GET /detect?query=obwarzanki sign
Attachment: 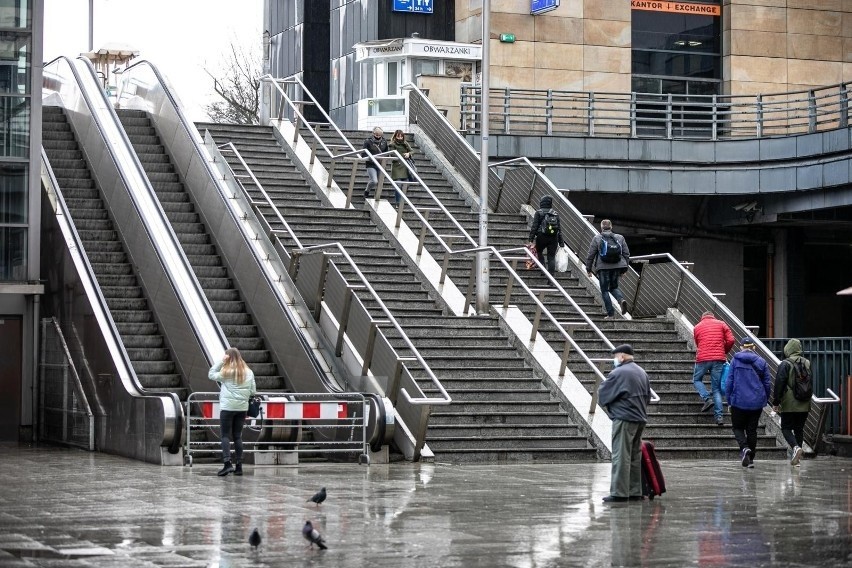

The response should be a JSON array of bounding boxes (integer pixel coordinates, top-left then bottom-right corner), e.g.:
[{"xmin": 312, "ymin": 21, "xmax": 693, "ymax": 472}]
[{"xmin": 356, "ymin": 40, "xmax": 482, "ymax": 62}]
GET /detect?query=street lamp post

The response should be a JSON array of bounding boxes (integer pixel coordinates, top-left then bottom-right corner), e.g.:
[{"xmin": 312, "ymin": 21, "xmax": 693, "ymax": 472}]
[
  {"xmin": 475, "ymin": 0, "xmax": 491, "ymax": 315},
  {"xmin": 88, "ymin": 0, "xmax": 94, "ymax": 52}
]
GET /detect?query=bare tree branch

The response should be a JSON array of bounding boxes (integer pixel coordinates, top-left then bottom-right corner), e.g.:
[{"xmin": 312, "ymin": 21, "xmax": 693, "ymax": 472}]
[{"xmin": 203, "ymin": 41, "xmax": 261, "ymax": 124}]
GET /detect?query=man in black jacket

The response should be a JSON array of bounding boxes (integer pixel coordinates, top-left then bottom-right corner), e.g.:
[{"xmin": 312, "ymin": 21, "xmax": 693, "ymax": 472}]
[
  {"xmin": 528, "ymin": 195, "xmax": 564, "ymax": 273},
  {"xmin": 362, "ymin": 127, "xmax": 388, "ymax": 198},
  {"xmin": 598, "ymin": 344, "xmax": 651, "ymax": 503}
]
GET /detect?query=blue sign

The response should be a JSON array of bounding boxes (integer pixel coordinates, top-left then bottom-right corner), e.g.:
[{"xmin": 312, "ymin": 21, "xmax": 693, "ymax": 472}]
[
  {"xmin": 393, "ymin": 0, "xmax": 434, "ymax": 14},
  {"xmin": 531, "ymin": 0, "xmax": 559, "ymax": 15}
]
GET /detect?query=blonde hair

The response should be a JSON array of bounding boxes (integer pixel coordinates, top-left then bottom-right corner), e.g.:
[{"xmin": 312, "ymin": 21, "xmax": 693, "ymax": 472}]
[{"xmin": 221, "ymin": 347, "xmax": 249, "ymax": 384}]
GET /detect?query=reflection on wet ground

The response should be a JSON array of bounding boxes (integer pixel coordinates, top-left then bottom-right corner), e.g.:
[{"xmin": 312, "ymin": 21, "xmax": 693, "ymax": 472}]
[{"xmin": 0, "ymin": 445, "xmax": 850, "ymax": 567}]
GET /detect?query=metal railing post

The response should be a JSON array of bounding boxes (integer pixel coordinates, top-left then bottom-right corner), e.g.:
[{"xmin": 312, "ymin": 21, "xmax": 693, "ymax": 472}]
[
  {"xmin": 808, "ymin": 90, "xmax": 817, "ymax": 132},
  {"xmin": 504, "ymin": 87, "xmax": 511, "ymax": 134},
  {"xmin": 546, "ymin": 89, "xmax": 553, "ymax": 135},
  {"xmin": 840, "ymin": 85, "xmax": 849, "ymax": 128},
  {"xmin": 588, "ymin": 92, "xmax": 595, "ymax": 136},
  {"xmin": 666, "ymin": 93, "xmax": 673, "ymax": 139},
  {"xmin": 756, "ymin": 94, "xmax": 764, "ymax": 138},
  {"xmin": 630, "ymin": 92, "xmax": 637, "ymax": 138},
  {"xmin": 711, "ymin": 94, "xmax": 718, "ymax": 140}
]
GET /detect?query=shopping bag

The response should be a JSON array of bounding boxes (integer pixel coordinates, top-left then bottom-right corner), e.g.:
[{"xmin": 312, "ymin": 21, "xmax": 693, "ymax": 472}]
[
  {"xmin": 525, "ymin": 243, "xmax": 537, "ymax": 270},
  {"xmin": 720, "ymin": 362, "xmax": 731, "ymax": 399},
  {"xmin": 555, "ymin": 245, "xmax": 569, "ymax": 272}
]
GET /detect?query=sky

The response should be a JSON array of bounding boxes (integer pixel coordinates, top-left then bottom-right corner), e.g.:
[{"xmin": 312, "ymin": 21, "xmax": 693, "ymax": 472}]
[{"xmin": 43, "ymin": 0, "xmax": 263, "ymax": 121}]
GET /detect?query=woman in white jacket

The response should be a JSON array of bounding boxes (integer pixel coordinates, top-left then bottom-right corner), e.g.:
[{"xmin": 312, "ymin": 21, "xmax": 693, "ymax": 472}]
[{"xmin": 208, "ymin": 348, "xmax": 256, "ymax": 476}]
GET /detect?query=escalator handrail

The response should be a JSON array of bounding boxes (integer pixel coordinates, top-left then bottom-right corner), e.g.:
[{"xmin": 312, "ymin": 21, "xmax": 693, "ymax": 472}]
[
  {"xmin": 116, "ymin": 59, "xmax": 338, "ymax": 392},
  {"xmin": 43, "ymin": 55, "xmax": 228, "ymax": 363},
  {"xmin": 40, "ymin": 148, "xmax": 183, "ymax": 453}
]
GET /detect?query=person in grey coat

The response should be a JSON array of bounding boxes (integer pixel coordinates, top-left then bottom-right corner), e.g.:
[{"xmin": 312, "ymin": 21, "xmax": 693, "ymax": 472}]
[
  {"xmin": 585, "ymin": 219, "xmax": 630, "ymax": 318},
  {"xmin": 598, "ymin": 344, "xmax": 651, "ymax": 503}
]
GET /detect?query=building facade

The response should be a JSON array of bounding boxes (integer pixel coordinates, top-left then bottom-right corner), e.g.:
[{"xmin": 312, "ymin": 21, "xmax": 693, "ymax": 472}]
[{"xmin": 0, "ymin": 0, "xmax": 44, "ymax": 441}]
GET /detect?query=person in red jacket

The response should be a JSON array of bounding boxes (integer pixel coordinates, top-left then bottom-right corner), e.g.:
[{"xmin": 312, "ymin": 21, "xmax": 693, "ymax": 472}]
[{"xmin": 692, "ymin": 311, "xmax": 735, "ymax": 425}]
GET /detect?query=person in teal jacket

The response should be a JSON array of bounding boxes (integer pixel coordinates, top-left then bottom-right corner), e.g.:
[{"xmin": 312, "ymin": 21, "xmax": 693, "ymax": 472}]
[{"xmin": 208, "ymin": 348, "xmax": 256, "ymax": 477}]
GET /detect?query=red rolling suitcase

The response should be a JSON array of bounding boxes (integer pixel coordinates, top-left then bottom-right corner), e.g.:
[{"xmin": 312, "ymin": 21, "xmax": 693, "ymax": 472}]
[{"xmin": 641, "ymin": 441, "xmax": 666, "ymax": 500}]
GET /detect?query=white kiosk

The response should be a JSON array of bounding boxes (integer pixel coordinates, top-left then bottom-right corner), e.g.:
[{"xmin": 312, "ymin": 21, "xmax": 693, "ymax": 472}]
[{"xmin": 354, "ymin": 37, "xmax": 481, "ymax": 131}]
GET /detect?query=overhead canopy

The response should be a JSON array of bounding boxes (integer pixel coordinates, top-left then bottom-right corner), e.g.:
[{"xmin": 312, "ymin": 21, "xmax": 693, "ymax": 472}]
[{"xmin": 82, "ymin": 42, "xmax": 140, "ymax": 66}]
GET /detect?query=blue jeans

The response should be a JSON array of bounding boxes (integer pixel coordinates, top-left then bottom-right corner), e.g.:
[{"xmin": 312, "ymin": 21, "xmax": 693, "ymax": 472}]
[
  {"xmin": 598, "ymin": 269, "xmax": 625, "ymax": 316},
  {"xmin": 693, "ymin": 360, "xmax": 725, "ymax": 420}
]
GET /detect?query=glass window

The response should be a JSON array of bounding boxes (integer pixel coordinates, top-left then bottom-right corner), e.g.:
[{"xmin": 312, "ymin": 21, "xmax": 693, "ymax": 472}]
[
  {"xmin": 0, "ymin": 32, "xmax": 29, "ymax": 94},
  {"xmin": 0, "ymin": 95, "xmax": 28, "ymax": 158},
  {"xmin": 412, "ymin": 59, "xmax": 438, "ymax": 77},
  {"xmin": 632, "ymin": 10, "xmax": 721, "ymax": 53},
  {"xmin": 445, "ymin": 61, "xmax": 472, "ymax": 82},
  {"xmin": 386, "ymin": 61, "xmax": 398, "ymax": 96},
  {"xmin": 0, "ymin": 162, "xmax": 25, "ymax": 223},
  {"xmin": 632, "ymin": 51, "xmax": 720, "ymax": 80},
  {"xmin": 0, "ymin": 0, "xmax": 30, "ymax": 29},
  {"xmin": 0, "ymin": 226, "xmax": 26, "ymax": 280}
]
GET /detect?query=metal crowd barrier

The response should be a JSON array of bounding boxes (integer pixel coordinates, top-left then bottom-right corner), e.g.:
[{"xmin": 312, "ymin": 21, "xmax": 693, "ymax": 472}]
[{"xmin": 184, "ymin": 391, "xmax": 371, "ymax": 466}]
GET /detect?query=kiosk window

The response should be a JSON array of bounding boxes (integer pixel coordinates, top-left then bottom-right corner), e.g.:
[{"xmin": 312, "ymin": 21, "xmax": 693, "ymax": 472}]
[
  {"xmin": 413, "ymin": 59, "xmax": 438, "ymax": 77},
  {"xmin": 386, "ymin": 61, "xmax": 399, "ymax": 96}
]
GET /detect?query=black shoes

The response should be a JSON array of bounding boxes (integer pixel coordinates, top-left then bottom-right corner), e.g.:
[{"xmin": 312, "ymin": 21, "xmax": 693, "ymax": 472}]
[
  {"xmin": 628, "ymin": 496, "xmax": 645, "ymax": 501},
  {"xmin": 602, "ymin": 495, "xmax": 629, "ymax": 503},
  {"xmin": 701, "ymin": 399, "xmax": 714, "ymax": 412},
  {"xmin": 234, "ymin": 463, "xmax": 243, "ymax": 476},
  {"xmin": 217, "ymin": 461, "xmax": 235, "ymax": 477},
  {"xmin": 620, "ymin": 299, "xmax": 628, "ymax": 315},
  {"xmin": 716, "ymin": 418, "xmax": 725, "ymax": 426}
]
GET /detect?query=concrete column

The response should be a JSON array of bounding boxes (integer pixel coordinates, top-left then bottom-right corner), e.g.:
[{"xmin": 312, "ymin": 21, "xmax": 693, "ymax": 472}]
[
  {"xmin": 771, "ymin": 229, "xmax": 788, "ymax": 338},
  {"xmin": 672, "ymin": 238, "xmax": 744, "ymax": 319}
]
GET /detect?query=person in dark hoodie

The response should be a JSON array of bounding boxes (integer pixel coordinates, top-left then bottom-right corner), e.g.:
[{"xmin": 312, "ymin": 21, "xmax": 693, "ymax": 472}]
[
  {"xmin": 772, "ymin": 338, "xmax": 812, "ymax": 466},
  {"xmin": 725, "ymin": 337, "xmax": 772, "ymax": 468},
  {"xmin": 585, "ymin": 219, "xmax": 630, "ymax": 318},
  {"xmin": 528, "ymin": 195, "xmax": 564, "ymax": 274}
]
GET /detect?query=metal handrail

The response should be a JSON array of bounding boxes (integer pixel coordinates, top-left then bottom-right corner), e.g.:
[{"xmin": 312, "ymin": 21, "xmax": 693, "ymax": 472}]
[
  {"xmin": 41, "ymin": 317, "xmax": 95, "ymax": 451},
  {"xmin": 292, "ymin": 243, "xmax": 451, "ymax": 406},
  {"xmin": 460, "ymin": 82, "xmax": 852, "ymax": 140},
  {"xmin": 213, "ymin": 142, "xmax": 449, "ymax": 407}
]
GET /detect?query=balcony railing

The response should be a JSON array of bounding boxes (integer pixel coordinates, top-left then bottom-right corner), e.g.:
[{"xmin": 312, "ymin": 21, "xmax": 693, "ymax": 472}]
[{"xmin": 459, "ymin": 82, "xmax": 852, "ymax": 140}]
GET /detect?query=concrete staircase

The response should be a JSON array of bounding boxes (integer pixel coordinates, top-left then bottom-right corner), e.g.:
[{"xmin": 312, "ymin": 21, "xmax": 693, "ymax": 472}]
[
  {"xmin": 197, "ymin": 122, "xmax": 599, "ymax": 463},
  {"xmin": 41, "ymin": 106, "xmax": 186, "ymax": 399},
  {"xmin": 317, "ymin": 128, "xmax": 788, "ymax": 461},
  {"xmin": 116, "ymin": 110, "xmax": 285, "ymax": 391}
]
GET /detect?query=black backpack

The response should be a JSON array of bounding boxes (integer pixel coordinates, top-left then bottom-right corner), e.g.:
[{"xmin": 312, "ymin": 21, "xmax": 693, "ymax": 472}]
[
  {"xmin": 599, "ymin": 234, "xmax": 622, "ymax": 263},
  {"xmin": 789, "ymin": 358, "xmax": 813, "ymax": 402},
  {"xmin": 537, "ymin": 209, "xmax": 560, "ymax": 236}
]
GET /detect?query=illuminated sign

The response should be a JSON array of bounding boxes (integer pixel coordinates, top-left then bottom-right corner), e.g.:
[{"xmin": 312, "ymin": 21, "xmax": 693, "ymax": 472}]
[
  {"xmin": 531, "ymin": 0, "xmax": 560, "ymax": 15},
  {"xmin": 393, "ymin": 0, "xmax": 433, "ymax": 14},
  {"xmin": 630, "ymin": 1, "xmax": 721, "ymax": 16}
]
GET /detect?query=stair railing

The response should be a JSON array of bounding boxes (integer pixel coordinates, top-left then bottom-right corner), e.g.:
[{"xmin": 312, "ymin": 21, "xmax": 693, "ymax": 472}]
[
  {"xmin": 38, "ymin": 317, "xmax": 95, "ymax": 451},
  {"xmin": 211, "ymin": 141, "xmax": 450, "ymax": 459},
  {"xmin": 40, "ymin": 147, "xmax": 182, "ymax": 455}
]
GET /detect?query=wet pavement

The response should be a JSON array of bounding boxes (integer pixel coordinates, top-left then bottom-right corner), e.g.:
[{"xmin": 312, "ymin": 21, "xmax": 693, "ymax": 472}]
[{"xmin": 0, "ymin": 445, "xmax": 850, "ymax": 567}]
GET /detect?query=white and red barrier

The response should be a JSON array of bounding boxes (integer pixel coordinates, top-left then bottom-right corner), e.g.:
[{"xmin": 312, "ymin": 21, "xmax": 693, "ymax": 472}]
[{"xmin": 199, "ymin": 399, "xmax": 348, "ymax": 420}]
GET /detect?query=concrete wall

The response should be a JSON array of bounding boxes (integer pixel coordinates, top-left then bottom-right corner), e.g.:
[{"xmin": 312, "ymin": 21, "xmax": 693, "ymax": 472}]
[
  {"xmin": 722, "ymin": 0, "xmax": 852, "ymax": 95},
  {"xmin": 417, "ymin": 74, "xmax": 465, "ymax": 128},
  {"xmin": 673, "ymin": 238, "xmax": 745, "ymax": 319},
  {"xmin": 455, "ymin": 0, "xmax": 631, "ymax": 92}
]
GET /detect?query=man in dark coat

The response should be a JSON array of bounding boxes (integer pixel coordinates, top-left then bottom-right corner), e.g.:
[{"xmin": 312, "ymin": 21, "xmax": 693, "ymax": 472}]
[
  {"xmin": 362, "ymin": 127, "xmax": 388, "ymax": 198},
  {"xmin": 585, "ymin": 219, "xmax": 630, "ymax": 318},
  {"xmin": 598, "ymin": 344, "xmax": 651, "ymax": 503},
  {"xmin": 725, "ymin": 336, "xmax": 771, "ymax": 468},
  {"xmin": 528, "ymin": 195, "xmax": 564, "ymax": 274}
]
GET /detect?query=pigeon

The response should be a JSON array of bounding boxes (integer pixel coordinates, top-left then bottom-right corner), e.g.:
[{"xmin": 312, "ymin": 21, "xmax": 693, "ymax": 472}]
[
  {"xmin": 308, "ymin": 487, "xmax": 327, "ymax": 507},
  {"xmin": 248, "ymin": 528, "xmax": 261, "ymax": 550},
  {"xmin": 302, "ymin": 520, "xmax": 327, "ymax": 550}
]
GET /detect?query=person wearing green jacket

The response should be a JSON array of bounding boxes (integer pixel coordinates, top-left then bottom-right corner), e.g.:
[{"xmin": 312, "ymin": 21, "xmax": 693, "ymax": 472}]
[
  {"xmin": 208, "ymin": 348, "xmax": 256, "ymax": 476},
  {"xmin": 389, "ymin": 129, "xmax": 414, "ymax": 205},
  {"xmin": 771, "ymin": 338, "xmax": 812, "ymax": 466}
]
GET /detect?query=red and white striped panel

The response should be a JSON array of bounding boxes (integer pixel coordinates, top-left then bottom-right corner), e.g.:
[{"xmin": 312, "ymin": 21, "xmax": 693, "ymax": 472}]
[{"xmin": 199, "ymin": 400, "xmax": 347, "ymax": 420}]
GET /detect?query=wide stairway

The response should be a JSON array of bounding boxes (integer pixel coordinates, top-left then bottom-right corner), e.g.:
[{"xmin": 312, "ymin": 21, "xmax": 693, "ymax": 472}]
[
  {"xmin": 42, "ymin": 106, "xmax": 185, "ymax": 399},
  {"xmin": 197, "ymin": 121, "xmax": 598, "ymax": 462},
  {"xmin": 315, "ymin": 128, "xmax": 787, "ymax": 461},
  {"xmin": 116, "ymin": 110, "xmax": 285, "ymax": 390}
]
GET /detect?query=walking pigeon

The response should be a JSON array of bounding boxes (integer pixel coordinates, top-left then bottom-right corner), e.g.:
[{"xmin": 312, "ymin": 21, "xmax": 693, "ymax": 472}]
[
  {"xmin": 248, "ymin": 528, "xmax": 261, "ymax": 550},
  {"xmin": 302, "ymin": 521, "xmax": 327, "ymax": 550},
  {"xmin": 308, "ymin": 487, "xmax": 327, "ymax": 506}
]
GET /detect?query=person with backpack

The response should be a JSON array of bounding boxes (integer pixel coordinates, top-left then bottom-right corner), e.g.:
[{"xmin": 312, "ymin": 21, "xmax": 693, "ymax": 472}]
[
  {"xmin": 362, "ymin": 127, "xmax": 388, "ymax": 199},
  {"xmin": 772, "ymin": 338, "xmax": 812, "ymax": 466},
  {"xmin": 724, "ymin": 337, "xmax": 772, "ymax": 468},
  {"xmin": 585, "ymin": 219, "xmax": 630, "ymax": 318},
  {"xmin": 528, "ymin": 195, "xmax": 564, "ymax": 274}
]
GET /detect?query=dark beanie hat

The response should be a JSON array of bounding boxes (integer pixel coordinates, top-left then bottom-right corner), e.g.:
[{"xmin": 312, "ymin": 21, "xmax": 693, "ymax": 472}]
[
  {"xmin": 611, "ymin": 344, "xmax": 634, "ymax": 356},
  {"xmin": 539, "ymin": 195, "xmax": 552, "ymax": 208}
]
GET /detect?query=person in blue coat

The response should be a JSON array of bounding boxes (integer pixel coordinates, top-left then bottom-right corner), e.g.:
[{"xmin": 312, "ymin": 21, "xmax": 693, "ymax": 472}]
[{"xmin": 725, "ymin": 337, "xmax": 772, "ymax": 468}]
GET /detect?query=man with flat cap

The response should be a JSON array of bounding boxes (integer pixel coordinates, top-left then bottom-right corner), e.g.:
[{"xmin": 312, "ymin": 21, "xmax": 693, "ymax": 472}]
[{"xmin": 598, "ymin": 344, "xmax": 652, "ymax": 503}]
